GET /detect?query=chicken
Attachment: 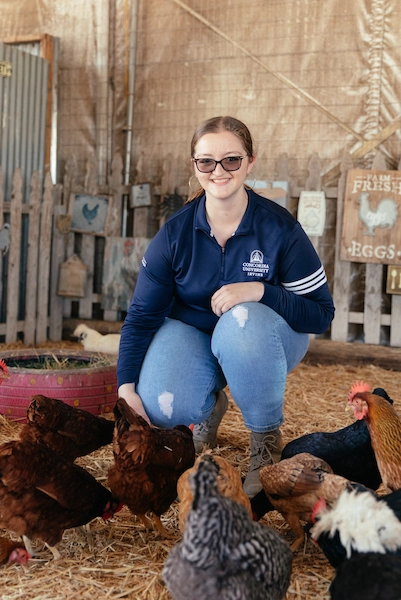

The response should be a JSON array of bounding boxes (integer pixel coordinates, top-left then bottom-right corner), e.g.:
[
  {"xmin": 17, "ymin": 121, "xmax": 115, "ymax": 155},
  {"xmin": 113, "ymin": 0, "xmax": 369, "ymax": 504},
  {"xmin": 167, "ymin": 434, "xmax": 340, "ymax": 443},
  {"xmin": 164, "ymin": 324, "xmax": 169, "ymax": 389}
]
[
  {"xmin": 259, "ymin": 452, "xmax": 354, "ymax": 551},
  {"xmin": 0, "ymin": 359, "xmax": 10, "ymax": 383},
  {"xmin": 72, "ymin": 323, "xmax": 120, "ymax": 354},
  {"xmin": 107, "ymin": 397, "xmax": 195, "ymax": 537},
  {"xmin": 177, "ymin": 453, "xmax": 252, "ymax": 532},
  {"xmin": 250, "ymin": 386, "xmax": 393, "ymax": 523},
  {"xmin": 0, "ymin": 438, "xmax": 122, "ymax": 559},
  {"xmin": 162, "ymin": 455, "xmax": 292, "ymax": 600},
  {"xmin": 0, "ymin": 536, "xmax": 31, "ymax": 568},
  {"xmin": 348, "ymin": 381, "xmax": 401, "ymax": 492},
  {"xmin": 358, "ymin": 191, "xmax": 398, "ymax": 236},
  {"xmin": 20, "ymin": 394, "xmax": 115, "ymax": 461},
  {"xmin": 311, "ymin": 487, "xmax": 401, "ymax": 599}
]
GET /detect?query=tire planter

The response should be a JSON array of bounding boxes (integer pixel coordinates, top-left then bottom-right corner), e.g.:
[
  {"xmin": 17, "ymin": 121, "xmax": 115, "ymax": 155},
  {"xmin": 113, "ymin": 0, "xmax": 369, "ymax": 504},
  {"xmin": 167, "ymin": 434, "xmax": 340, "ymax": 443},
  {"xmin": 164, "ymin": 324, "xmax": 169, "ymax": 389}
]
[{"xmin": 0, "ymin": 349, "xmax": 117, "ymax": 422}]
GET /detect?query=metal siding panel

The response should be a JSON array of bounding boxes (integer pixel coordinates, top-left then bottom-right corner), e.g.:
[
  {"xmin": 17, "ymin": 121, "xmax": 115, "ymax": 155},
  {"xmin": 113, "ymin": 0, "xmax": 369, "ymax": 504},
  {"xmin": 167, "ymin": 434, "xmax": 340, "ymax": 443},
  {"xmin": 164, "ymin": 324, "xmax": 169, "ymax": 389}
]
[
  {"xmin": 37, "ymin": 59, "xmax": 49, "ymax": 184},
  {"xmin": 20, "ymin": 54, "xmax": 31, "ymax": 202},
  {"xmin": 1, "ymin": 45, "xmax": 12, "ymax": 199},
  {"xmin": 24, "ymin": 53, "xmax": 37, "ymax": 203},
  {"xmin": 13, "ymin": 49, "xmax": 24, "ymax": 175}
]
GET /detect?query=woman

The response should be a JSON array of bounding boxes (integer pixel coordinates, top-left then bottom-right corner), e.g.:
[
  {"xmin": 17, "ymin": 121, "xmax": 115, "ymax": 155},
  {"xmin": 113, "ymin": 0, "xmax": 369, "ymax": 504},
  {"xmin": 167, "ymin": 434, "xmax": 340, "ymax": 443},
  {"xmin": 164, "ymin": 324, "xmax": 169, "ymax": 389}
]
[{"xmin": 117, "ymin": 116, "xmax": 334, "ymax": 497}]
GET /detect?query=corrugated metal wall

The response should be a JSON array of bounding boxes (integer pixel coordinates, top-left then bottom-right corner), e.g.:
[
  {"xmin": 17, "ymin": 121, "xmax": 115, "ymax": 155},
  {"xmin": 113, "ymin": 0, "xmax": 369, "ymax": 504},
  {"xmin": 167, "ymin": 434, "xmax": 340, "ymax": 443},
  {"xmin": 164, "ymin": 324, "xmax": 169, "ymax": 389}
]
[{"xmin": 0, "ymin": 42, "xmax": 48, "ymax": 203}]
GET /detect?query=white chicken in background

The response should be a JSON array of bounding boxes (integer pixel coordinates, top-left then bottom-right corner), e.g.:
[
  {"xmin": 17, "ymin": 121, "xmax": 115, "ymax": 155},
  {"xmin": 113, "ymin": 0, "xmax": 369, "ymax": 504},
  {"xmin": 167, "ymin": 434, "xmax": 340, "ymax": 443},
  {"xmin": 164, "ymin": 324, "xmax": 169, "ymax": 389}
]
[
  {"xmin": 358, "ymin": 192, "xmax": 398, "ymax": 236},
  {"xmin": 72, "ymin": 324, "xmax": 120, "ymax": 355}
]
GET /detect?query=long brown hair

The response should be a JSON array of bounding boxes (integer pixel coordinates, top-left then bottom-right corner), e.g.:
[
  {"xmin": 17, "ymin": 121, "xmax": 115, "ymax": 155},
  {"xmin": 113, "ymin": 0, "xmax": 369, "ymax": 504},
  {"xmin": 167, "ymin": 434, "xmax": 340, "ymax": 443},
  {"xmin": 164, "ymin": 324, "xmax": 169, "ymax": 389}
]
[{"xmin": 186, "ymin": 116, "xmax": 255, "ymax": 203}]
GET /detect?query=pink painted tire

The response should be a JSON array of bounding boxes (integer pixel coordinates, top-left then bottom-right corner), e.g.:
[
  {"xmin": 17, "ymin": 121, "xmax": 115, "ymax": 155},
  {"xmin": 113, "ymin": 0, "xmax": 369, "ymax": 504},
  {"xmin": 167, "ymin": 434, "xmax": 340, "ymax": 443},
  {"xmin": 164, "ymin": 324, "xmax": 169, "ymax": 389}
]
[{"xmin": 0, "ymin": 349, "xmax": 117, "ymax": 422}]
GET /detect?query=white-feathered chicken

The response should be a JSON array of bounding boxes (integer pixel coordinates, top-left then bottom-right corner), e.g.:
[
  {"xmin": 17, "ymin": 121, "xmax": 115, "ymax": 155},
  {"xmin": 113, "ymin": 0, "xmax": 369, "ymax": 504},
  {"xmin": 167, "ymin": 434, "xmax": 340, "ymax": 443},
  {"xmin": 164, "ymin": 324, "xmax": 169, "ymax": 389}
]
[
  {"xmin": 162, "ymin": 455, "xmax": 292, "ymax": 600},
  {"xmin": 311, "ymin": 487, "xmax": 401, "ymax": 598},
  {"xmin": 72, "ymin": 324, "xmax": 120, "ymax": 354}
]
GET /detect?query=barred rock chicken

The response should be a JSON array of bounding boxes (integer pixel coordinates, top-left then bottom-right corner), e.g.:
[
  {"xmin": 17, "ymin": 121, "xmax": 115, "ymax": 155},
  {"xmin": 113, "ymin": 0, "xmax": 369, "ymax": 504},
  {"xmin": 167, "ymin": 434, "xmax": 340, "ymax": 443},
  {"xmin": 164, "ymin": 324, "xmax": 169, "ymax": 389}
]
[
  {"xmin": 107, "ymin": 397, "xmax": 195, "ymax": 537},
  {"xmin": 260, "ymin": 452, "xmax": 354, "ymax": 551},
  {"xmin": 163, "ymin": 455, "xmax": 292, "ymax": 600},
  {"xmin": 0, "ymin": 438, "xmax": 122, "ymax": 559},
  {"xmin": 0, "ymin": 359, "xmax": 10, "ymax": 383},
  {"xmin": 0, "ymin": 536, "xmax": 31, "ymax": 568},
  {"xmin": 73, "ymin": 323, "xmax": 120, "ymax": 354},
  {"xmin": 348, "ymin": 381, "xmax": 401, "ymax": 492},
  {"xmin": 311, "ymin": 487, "xmax": 401, "ymax": 599},
  {"xmin": 177, "ymin": 453, "xmax": 252, "ymax": 532},
  {"xmin": 20, "ymin": 395, "xmax": 115, "ymax": 461}
]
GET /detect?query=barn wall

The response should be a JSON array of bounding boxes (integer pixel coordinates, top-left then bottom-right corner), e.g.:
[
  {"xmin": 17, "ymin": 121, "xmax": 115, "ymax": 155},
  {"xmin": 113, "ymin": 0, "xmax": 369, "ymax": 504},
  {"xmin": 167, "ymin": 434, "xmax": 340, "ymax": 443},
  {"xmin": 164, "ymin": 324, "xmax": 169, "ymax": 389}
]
[{"xmin": 0, "ymin": 0, "xmax": 400, "ymax": 191}]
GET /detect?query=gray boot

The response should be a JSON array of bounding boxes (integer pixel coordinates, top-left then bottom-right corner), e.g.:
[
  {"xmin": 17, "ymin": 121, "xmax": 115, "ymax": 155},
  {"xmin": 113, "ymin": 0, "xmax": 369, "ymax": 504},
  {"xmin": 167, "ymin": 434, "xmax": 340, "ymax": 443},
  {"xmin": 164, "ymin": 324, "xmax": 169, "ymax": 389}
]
[
  {"xmin": 192, "ymin": 391, "xmax": 229, "ymax": 453},
  {"xmin": 243, "ymin": 429, "xmax": 283, "ymax": 498}
]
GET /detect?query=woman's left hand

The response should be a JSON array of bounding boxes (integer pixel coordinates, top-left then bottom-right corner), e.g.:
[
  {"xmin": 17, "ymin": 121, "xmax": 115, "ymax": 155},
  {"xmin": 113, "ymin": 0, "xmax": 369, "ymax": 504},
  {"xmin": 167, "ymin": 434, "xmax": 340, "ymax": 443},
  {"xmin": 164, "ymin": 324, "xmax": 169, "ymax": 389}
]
[{"xmin": 211, "ymin": 282, "xmax": 264, "ymax": 317}]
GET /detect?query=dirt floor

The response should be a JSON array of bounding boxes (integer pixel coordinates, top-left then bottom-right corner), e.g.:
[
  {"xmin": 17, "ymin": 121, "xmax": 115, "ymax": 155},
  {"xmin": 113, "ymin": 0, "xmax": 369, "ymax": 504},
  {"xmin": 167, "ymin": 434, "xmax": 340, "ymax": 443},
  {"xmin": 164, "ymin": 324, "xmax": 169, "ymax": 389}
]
[{"xmin": 0, "ymin": 338, "xmax": 400, "ymax": 599}]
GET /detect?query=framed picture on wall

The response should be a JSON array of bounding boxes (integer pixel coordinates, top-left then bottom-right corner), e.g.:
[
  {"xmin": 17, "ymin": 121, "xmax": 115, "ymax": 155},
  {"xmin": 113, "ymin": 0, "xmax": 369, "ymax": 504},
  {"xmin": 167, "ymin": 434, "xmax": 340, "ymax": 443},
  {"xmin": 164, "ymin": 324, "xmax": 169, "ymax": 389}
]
[{"xmin": 69, "ymin": 193, "xmax": 111, "ymax": 236}]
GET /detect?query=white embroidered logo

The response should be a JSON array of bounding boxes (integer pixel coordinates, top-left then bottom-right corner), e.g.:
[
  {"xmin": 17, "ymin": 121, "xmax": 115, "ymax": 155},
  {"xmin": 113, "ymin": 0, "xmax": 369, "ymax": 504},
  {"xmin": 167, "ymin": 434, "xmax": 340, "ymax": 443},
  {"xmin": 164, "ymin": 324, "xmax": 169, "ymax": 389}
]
[{"xmin": 242, "ymin": 250, "xmax": 269, "ymax": 277}]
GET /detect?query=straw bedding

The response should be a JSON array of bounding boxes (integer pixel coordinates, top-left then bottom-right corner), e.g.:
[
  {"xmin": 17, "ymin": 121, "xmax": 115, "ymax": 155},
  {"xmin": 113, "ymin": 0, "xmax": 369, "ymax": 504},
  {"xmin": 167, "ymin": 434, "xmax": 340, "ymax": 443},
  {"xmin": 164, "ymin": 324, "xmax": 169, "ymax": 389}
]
[{"xmin": 0, "ymin": 340, "xmax": 400, "ymax": 599}]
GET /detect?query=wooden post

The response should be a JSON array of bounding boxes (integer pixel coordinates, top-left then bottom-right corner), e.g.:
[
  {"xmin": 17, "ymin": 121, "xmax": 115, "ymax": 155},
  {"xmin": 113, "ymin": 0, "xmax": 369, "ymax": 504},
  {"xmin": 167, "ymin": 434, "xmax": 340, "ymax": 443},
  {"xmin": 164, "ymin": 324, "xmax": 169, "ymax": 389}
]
[
  {"xmin": 6, "ymin": 169, "xmax": 23, "ymax": 342},
  {"xmin": 24, "ymin": 171, "xmax": 41, "ymax": 345},
  {"xmin": 36, "ymin": 172, "xmax": 54, "ymax": 342}
]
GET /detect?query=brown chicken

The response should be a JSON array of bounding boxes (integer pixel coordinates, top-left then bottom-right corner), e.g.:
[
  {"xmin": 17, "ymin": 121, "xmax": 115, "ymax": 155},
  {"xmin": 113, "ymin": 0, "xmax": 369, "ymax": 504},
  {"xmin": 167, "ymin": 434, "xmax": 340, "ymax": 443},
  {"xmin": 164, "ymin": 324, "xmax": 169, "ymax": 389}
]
[
  {"xmin": 348, "ymin": 381, "xmax": 401, "ymax": 492},
  {"xmin": 19, "ymin": 395, "xmax": 115, "ymax": 461},
  {"xmin": 0, "ymin": 438, "xmax": 122, "ymax": 559},
  {"xmin": 177, "ymin": 453, "xmax": 252, "ymax": 532},
  {"xmin": 0, "ymin": 537, "xmax": 31, "ymax": 568},
  {"xmin": 259, "ymin": 452, "xmax": 353, "ymax": 551},
  {"xmin": 107, "ymin": 397, "xmax": 195, "ymax": 537}
]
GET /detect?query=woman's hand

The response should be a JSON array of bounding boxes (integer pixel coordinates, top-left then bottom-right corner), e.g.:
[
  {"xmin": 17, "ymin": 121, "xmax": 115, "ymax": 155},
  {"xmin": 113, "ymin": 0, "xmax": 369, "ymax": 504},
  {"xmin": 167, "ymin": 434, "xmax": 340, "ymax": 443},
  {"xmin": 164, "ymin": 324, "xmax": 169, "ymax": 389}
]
[
  {"xmin": 211, "ymin": 282, "xmax": 265, "ymax": 317},
  {"xmin": 117, "ymin": 383, "xmax": 152, "ymax": 426}
]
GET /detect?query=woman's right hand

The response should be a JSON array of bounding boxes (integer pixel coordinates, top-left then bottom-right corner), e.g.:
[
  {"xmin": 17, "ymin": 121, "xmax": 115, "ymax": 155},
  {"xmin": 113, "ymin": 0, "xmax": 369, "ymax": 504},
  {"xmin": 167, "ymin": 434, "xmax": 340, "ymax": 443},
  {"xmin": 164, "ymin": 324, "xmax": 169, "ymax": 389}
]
[{"xmin": 117, "ymin": 383, "xmax": 152, "ymax": 426}]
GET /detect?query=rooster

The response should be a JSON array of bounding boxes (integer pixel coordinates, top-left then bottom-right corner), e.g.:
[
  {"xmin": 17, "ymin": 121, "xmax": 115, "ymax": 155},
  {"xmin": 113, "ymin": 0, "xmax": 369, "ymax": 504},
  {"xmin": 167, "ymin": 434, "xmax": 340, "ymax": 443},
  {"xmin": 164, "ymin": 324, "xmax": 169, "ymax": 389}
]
[
  {"xmin": 358, "ymin": 192, "xmax": 398, "ymax": 236},
  {"xmin": 0, "ymin": 537, "xmax": 31, "ymax": 569},
  {"xmin": 20, "ymin": 395, "xmax": 115, "ymax": 461},
  {"xmin": 348, "ymin": 381, "xmax": 401, "ymax": 492},
  {"xmin": 162, "ymin": 455, "xmax": 292, "ymax": 600},
  {"xmin": 0, "ymin": 438, "xmax": 122, "ymax": 559},
  {"xmin": 72, "ymin": 323, "xmax": 120, "ymax": 354},
  {"xmin": 107, "ymin": 398, "xmax": 195, "ymax": 537},
  {"xmin": 259, "ymin": 452, "xmax": 354, "ymax": 551}
]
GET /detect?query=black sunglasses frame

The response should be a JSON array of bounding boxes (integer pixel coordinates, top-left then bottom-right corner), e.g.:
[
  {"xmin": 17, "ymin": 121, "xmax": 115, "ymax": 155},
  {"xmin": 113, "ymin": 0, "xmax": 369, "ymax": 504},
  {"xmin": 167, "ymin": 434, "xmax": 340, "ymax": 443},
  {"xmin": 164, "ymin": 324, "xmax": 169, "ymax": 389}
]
[{"xmin": 192, "ymin": 156, "xmax": 246, "ymax": 173}]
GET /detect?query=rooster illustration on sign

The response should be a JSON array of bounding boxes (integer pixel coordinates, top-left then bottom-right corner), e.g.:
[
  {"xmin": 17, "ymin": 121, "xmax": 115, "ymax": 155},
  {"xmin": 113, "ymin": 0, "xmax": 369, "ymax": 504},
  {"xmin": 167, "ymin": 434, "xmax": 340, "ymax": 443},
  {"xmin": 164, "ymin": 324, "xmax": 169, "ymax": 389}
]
[
  {"xmin": 358, "ymin": 192, "xmax": 398, "ymax": 236},
  {"xmin": 82, "ymin": 203, "xmax": 100, "ymax": 225}
]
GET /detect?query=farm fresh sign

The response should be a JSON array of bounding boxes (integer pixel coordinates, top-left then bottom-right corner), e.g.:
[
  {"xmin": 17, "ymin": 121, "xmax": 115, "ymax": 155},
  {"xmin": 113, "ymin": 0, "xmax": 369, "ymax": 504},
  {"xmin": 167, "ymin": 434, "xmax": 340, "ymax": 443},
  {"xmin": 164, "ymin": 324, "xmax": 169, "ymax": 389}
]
[{"xmin": 340, "ymin": 170, "xmax": 401, "ymax": 265}]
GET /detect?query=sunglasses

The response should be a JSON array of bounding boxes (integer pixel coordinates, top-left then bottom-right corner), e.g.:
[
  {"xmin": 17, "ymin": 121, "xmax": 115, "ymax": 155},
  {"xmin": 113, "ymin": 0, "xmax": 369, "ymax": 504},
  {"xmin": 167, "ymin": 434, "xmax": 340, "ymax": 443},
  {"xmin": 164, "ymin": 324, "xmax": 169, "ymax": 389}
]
[{"xmin": 192, "ymin": 156, "xmax": 246, "ymax": 173}]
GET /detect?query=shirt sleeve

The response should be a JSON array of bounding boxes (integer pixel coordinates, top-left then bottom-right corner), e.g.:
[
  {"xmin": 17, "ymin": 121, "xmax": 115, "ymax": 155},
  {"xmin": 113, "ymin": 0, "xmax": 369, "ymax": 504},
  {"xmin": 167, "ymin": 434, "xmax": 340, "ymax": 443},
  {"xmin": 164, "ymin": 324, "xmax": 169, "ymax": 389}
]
[{"xmin": 260, "ymin": 222, "xmax": 335, "ymax": 334}]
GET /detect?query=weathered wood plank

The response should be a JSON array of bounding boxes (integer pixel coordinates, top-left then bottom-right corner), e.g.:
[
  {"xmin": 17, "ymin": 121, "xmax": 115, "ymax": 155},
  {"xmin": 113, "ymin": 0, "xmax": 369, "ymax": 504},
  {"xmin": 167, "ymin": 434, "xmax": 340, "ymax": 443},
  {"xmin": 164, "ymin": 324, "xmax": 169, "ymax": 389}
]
[
  {"xmin": 48, "ymin": 193, "xmax": 66, "ymax": 341},
  {"xmin": 364, "ymin": 263, "xmax": 382, "ymax": 344},
  {"xmin": 79, "ymin": 234, "xmax": 95, "ymax": 319},
  {"xmin": 6, "ymin": 169, "xmax": 23, "ymax": 342},
  {"xmin": 331, "ymin": 152, "xmax": 354, "ymax": 341},
  {"xmin": 390, "ymin": 294, "xmax": 401, "ymax": 347},
  {"xmin": 24, "ymin": 171, "xmax": 41, "ymax": 345},
  {"xmin": 36, "ymin": 172, "xmax": 54, "ymax": 342}
]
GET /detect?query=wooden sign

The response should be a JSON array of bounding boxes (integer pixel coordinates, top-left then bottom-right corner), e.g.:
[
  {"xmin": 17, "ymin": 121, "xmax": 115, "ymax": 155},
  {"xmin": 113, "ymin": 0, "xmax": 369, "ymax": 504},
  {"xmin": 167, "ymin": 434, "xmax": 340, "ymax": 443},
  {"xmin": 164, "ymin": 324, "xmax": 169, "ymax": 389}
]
[
  {"xmin": 386, "ymin": 265, "xmax": 401, "ymax": 295},
  {"xmin": 297, "ymin": 191, "xmax": 326, "ymax": 236},
  {"xmin": 340, "ymin": 169, "xmax": 401, "ymax": 264}
]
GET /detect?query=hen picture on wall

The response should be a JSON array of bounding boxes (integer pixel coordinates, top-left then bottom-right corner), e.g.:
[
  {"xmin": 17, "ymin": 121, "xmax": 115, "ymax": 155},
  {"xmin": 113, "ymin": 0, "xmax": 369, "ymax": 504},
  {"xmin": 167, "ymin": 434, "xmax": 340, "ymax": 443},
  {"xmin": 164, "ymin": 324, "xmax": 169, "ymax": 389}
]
[
  {"xmin": 341, "ymin": 169, "xmax": 401, "ymax": 265},
  {"xmin": 69, "ymin": 193, "xmax": 111, "ymax": 236}
]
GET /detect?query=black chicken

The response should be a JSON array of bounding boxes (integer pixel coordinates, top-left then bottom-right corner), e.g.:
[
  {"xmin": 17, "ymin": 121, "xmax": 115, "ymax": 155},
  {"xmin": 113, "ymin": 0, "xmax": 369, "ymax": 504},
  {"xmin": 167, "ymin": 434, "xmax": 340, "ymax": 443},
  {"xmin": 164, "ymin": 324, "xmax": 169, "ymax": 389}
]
[{"xmin": 163, "ymin": 455, "xmax": 292, "ymax": 600}]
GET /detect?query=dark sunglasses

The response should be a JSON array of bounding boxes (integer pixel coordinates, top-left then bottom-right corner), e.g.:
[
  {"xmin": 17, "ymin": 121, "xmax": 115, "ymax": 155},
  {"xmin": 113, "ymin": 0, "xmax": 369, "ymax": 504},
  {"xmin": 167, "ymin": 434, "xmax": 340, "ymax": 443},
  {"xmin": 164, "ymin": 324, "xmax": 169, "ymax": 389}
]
[{"xmin": 192, "ymin": 156, "xmax": 246, "ymax": 173}]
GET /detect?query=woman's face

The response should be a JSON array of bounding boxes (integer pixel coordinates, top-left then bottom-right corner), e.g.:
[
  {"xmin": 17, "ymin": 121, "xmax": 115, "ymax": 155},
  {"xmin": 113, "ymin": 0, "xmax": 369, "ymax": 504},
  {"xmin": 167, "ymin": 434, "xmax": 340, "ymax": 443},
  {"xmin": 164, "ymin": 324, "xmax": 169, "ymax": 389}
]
[{"xmin": 193, "ymin": 131, "xmax": 255, "ymax": 202}]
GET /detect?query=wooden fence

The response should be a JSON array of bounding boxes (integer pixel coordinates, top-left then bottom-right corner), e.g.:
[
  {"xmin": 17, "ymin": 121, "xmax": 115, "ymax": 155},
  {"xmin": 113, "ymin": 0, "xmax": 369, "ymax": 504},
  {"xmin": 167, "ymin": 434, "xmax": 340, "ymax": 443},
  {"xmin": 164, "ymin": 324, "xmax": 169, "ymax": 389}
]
[{"xmin": 1, "ymin": 150, "xmax": 401, "ymax": 347}]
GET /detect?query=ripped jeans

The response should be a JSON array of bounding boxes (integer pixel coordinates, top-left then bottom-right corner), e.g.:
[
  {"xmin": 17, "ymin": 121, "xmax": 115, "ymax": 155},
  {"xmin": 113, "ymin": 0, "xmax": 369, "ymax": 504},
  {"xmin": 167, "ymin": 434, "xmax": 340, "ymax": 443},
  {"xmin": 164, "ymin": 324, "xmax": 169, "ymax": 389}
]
[{"xmin": 136, "ymin": 302, "xmax": 310, "ymax": 432}]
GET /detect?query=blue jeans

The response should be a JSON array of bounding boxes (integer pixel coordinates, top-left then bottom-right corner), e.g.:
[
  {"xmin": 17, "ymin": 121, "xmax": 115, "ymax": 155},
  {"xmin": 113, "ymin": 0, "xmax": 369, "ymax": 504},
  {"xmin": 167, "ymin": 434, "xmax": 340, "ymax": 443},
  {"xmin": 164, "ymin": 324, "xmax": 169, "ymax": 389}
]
[{"xmin": 136, "ymin": 302, "xmax": 309, "ymax": 432}]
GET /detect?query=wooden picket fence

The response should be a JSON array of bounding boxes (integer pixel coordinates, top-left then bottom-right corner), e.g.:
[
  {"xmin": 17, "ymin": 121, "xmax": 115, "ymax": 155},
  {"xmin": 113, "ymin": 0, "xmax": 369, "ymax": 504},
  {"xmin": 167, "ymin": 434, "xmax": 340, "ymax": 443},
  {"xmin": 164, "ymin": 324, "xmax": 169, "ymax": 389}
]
[{"xmin": 1, "ymin": 150, "xmax": 401, "ymax": 346}]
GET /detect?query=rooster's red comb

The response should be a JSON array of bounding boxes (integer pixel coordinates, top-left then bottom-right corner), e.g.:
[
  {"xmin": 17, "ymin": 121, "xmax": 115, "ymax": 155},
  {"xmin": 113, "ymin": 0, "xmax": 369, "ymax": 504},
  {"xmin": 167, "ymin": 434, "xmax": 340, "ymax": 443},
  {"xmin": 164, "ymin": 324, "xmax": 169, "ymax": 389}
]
[
  {"xmin": 0, "ymin": 359, "xmax": 8, "ymax": 373},
  {"xmin": 348, "ymin": 380, "xmax": 371, "ymax": 401}
]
